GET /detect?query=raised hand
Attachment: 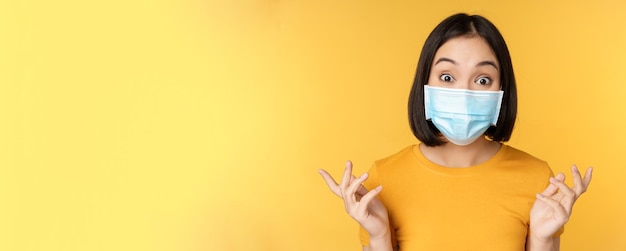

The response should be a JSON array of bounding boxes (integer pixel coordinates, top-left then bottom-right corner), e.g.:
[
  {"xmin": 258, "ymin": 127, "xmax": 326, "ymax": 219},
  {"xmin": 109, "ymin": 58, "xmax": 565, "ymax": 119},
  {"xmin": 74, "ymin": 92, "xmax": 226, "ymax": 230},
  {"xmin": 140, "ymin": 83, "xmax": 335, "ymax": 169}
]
[
  {"xmin": 529, "ymin": 165, "xmax": 593, "ymax": 239},
  {"xmin": 319, "ymin": 161, "xmax": 390, "ymax": 240}
]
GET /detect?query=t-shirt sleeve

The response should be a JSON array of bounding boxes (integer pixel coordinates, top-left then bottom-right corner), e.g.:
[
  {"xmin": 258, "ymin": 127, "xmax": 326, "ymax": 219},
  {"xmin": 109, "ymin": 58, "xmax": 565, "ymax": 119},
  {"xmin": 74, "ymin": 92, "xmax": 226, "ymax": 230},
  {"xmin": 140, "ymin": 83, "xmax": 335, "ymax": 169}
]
[{"xmin": 358, "ymin": 163, "xmax": 398, "ymax": 248}]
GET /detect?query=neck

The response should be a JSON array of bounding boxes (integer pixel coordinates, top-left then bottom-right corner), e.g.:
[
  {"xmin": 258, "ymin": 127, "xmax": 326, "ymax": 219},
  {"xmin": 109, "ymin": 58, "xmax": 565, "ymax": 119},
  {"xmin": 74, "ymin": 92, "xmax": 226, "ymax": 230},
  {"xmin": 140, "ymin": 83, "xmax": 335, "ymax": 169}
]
[{"xmin": 420, "ymin": 137, "xmax": 501, "ymax": 168}]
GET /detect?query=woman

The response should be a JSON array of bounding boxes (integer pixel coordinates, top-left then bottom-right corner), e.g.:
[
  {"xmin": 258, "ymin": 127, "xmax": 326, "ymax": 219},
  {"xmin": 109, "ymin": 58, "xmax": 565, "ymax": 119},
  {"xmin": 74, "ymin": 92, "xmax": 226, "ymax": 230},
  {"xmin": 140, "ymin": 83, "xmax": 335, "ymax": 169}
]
[{"xmin": 319, "ymin": 13, "xmax": 592, "ymax": 251}]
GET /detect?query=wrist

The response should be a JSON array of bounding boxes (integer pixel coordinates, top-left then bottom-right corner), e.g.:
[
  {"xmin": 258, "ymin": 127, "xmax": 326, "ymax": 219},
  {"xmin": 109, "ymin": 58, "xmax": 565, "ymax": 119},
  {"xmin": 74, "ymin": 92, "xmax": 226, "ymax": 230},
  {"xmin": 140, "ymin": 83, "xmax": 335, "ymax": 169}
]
[
  {"xmin": 369, "ymin": 230, "xmax": 391, "ymax": 242},
  {"xmin": 368, "ymin": 228, "xmax": 393, "ymax": 251},
  {"xmin": 527, "ymin": 234, "xmax": 555, "ymax": 251}
]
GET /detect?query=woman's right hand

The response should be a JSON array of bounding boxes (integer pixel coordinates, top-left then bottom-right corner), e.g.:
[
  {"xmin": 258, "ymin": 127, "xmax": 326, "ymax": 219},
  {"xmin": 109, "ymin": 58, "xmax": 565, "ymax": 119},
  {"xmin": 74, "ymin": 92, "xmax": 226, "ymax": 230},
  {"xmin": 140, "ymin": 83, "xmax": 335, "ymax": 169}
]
[{"xmin": 318, "ymin": 160, "xmax": 390, "ymax": 240}]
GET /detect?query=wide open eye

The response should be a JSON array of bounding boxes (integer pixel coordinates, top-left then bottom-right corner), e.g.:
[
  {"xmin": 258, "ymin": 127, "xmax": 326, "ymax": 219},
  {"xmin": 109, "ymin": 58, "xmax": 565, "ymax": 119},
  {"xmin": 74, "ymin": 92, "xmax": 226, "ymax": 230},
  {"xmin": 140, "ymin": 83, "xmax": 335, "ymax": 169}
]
[
  {"xmin": 439, "ymin": 74, "xmax": 455, "ymax": 82},
  {"xmin": 476, "ymin": 77, "xmax": 491, "ymax": 85}
]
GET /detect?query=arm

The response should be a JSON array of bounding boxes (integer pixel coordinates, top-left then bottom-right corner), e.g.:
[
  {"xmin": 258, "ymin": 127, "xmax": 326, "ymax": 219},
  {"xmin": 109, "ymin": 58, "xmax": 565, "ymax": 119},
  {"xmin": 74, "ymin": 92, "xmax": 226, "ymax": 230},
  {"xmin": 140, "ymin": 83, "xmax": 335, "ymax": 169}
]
[
  {"xmin": 526, "ymin": 236, "xmax": 559, "ymax": 251},
  {"xmin": 362, "ymin": 231, "xmax": 394, "ymax": 251},
  {"xmin": 528, "ymin": 165, "xmax": 592, "ymax": 251},
  {"xmin": 319, "ymin": 161, "xmax": 394, "ymax": 251}
]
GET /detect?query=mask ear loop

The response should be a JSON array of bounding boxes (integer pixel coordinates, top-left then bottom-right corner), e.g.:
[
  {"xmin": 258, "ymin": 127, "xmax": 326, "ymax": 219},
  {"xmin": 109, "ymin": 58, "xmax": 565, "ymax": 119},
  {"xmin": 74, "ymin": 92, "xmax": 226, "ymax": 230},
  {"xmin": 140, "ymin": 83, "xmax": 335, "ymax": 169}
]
[
  {"xmin": 496, "ymin": 77, "xmax": 504, "ymax": 125},
  {"xmin": 423, "ymin": 85, "xmax": 431, "ymax": 120},
  {"xmin": 492, "ymin": 90, "xmax": 504, "ymax": 126}
]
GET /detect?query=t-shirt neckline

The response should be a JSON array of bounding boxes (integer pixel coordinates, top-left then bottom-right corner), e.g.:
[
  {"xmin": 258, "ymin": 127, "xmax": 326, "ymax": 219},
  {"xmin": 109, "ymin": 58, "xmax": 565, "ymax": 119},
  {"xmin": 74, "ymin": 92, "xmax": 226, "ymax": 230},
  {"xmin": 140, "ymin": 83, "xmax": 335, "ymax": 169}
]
[{"xmin": 411, "ymin": 144, "xmax": 509, "ymax": 175}]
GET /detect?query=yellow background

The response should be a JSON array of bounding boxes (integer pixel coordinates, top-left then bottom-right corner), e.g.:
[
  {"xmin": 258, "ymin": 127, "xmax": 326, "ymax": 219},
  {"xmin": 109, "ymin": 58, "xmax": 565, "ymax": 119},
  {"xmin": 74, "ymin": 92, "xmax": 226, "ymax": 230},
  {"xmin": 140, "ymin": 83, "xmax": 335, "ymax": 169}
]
[{"xmin": 1, "ymin": 0, "xmax": 624, "ymax": 250}]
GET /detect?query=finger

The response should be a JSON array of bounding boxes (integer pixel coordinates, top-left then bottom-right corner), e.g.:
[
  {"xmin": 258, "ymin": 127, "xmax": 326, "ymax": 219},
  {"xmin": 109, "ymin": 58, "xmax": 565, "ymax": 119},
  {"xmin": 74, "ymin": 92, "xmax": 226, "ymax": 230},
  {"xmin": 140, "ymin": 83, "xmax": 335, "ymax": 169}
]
[
  {"xmin": 555, "ymin": 172, "xmax": 565, "ymax": 181},
  {"xmin": 318, "ymin": 169, "xmax": 342, "ymax": 197},
  {"xmin": 342, "ymin": 173, "xmax": 369, "ymax": 213},
  {"xmin": 582, "ymin": 167, "xmax": 593, "ymax": 191},
  {"xmin": 540, "ymin": 172, "xmax": 565, "ymax": 196},
  {"xmin": 536, "ymin": 194, "xmax": 570, "ymax": 223},
  {"xmin": 349, "ymin": 174, "xmax": 372, "ymax": 197},
  {"xmin": 356, "ymin": 183, "xmax": 370, "ymax": 197},
  {"xmin": 550, "ymin": 176, "xmax": 575, "ymax": 197},
  {"xmin": 346, "ymin": 173, "xmax": 370, "ymax": 203},
  {"xmin": 356, "ymin": 185, "xmax": 383, "ymax": 214},
  {"xmin": 549, "ymin": 176, "xmax": 577, "ymax": 212},
  {"xmin": 339, "ymin": 160, "xmax": 353, "ymax": 190},
  {"xmin": 349, "ymin": 175, "xmax": 366, "ymax": 201},
  {"xmin": 540, "ymin": 182, "xmax": 559, "ymax": 197},
  {"xmin": 571, "ymin": 165, "xmax": 585, "ymax": 196}
]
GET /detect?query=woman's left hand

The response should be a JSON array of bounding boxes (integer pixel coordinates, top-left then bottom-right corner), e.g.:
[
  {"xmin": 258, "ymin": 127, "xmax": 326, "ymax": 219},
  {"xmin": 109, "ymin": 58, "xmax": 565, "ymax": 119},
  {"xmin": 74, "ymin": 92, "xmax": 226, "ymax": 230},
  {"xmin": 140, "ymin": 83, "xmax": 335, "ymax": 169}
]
[{"xmin": 529, "ymin": 165, "xmax": 593, "ymax": 239}]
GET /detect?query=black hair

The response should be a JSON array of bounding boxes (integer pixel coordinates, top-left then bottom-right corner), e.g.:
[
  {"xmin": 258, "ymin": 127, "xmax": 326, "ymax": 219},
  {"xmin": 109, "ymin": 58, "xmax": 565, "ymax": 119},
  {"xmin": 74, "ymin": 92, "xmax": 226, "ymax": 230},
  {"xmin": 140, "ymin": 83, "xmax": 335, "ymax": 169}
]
[{"xmin": 408, "ymin": 13, "xmax": 517, "ymax": 146}]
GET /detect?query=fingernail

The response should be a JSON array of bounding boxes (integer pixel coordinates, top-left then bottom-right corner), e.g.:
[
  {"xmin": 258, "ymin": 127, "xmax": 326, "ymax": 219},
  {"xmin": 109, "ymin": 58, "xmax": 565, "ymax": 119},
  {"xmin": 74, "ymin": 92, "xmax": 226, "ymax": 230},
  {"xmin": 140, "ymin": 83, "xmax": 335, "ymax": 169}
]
[
  {"xmin": 536, "ymin": 194, "xmax": 544, "ymax": 199},
  {"xmin": 345, "ymin": 160, "xmax": 351, "ymax": 167},
  {"xmin": 550, "ymin": 177, "xmax": 558, "ymax": 183},
  {"xmin": 375, "ymin": 185, "xmax": 383, "ymax": 191},
  {"xmin": 359, "ymin": 173, "xmax": 368, "ymax": 179}
]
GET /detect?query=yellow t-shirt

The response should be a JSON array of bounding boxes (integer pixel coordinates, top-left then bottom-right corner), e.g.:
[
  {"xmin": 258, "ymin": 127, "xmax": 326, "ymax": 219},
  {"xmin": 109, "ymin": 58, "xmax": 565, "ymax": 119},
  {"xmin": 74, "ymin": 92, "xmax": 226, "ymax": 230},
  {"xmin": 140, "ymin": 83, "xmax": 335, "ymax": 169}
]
[{"xmin": 359, "ymin": 144, "xmax": 562, "ymax": 251}]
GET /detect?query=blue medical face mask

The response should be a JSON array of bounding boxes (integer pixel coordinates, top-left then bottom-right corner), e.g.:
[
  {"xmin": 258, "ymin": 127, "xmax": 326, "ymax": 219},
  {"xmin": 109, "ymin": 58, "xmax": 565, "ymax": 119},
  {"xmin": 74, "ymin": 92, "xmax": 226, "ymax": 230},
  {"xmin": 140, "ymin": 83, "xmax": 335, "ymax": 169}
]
[{"xmin": 424, "ymin": 85, "xmax": 504, "ymax": 146}]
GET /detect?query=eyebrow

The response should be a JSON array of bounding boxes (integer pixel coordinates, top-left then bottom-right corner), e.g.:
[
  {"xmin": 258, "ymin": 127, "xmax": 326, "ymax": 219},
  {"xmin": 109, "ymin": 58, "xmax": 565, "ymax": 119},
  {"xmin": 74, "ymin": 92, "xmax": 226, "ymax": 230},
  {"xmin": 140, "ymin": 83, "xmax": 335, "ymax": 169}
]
[{"xmin": 434, "ymin": 57, "xmax": 499, "ymax": 70}]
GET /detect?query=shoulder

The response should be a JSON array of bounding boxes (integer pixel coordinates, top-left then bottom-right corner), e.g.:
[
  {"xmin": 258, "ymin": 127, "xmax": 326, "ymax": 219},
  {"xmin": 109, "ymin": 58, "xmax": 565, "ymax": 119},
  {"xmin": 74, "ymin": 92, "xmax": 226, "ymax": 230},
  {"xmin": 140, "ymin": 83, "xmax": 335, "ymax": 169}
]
[
  {"xmin": 373, "ymin": 145, "xmax": 417, "ymax": 168},
  {"xmin": 500, "ymin": 145, "xmax": 550, "ymax": 168},
  {"xmin": 359, "ymin": 145, "xmax": 417, "ymax": 190},
  {"xmin": 498, "ymin": 144, "xmax": 554, "ymax": 180},
  {"xmin": 367, "ymin": 145, "xmax": 418, "ymax": 177}
]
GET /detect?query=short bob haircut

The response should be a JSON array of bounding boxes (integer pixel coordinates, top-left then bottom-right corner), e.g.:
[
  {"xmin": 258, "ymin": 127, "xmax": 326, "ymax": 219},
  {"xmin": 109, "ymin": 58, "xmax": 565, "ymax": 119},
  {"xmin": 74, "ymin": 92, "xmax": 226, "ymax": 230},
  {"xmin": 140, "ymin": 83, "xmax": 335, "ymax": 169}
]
[{"xmin": 408, "ymin": 13, "xmax": 517, "ymax": 146}]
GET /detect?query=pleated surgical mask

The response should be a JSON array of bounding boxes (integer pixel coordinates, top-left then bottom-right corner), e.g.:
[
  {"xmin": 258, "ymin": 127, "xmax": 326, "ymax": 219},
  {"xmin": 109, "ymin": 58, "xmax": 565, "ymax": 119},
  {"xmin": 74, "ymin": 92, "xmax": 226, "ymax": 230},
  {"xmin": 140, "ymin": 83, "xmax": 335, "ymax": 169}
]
[{"xmin": 424, "ymin": 85, "xmax": 504, "ymax": 146}]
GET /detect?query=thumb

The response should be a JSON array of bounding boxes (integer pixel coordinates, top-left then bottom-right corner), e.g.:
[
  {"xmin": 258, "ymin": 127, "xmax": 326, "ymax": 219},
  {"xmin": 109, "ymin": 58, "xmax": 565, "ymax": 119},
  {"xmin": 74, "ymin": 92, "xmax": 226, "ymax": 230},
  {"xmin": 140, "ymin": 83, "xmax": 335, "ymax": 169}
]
[{"xmin": 540, "ymin": 173, "xmax": 565, "ymax": 196}]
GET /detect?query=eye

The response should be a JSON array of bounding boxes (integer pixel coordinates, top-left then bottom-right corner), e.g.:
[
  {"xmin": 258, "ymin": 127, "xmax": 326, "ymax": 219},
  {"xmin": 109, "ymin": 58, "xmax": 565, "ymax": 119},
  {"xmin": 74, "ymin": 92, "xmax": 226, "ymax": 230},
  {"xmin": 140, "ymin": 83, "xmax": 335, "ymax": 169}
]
[
  {"xmin": 476, "ymin": 77, "xmax": 491, "ymax": 85},
  {"xmin": 439, "ymin": 74, "xmax": 455, "ymax": 82}
]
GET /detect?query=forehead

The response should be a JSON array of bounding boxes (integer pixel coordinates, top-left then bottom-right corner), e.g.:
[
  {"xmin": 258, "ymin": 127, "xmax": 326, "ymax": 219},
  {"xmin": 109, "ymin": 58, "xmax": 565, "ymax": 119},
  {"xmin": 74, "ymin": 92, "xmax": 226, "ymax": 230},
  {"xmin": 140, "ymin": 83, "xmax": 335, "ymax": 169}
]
[{"xmin": 433, "ymin": 35, "xmax": 498, "ymax": 64}]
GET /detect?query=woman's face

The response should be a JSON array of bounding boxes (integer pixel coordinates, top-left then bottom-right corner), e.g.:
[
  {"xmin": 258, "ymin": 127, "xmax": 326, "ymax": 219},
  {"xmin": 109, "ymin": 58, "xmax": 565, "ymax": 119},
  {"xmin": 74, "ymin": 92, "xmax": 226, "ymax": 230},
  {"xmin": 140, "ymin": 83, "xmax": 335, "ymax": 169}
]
[{"xmin": 428, "ymin": 35, "xmax": 501, "ymax": 91}]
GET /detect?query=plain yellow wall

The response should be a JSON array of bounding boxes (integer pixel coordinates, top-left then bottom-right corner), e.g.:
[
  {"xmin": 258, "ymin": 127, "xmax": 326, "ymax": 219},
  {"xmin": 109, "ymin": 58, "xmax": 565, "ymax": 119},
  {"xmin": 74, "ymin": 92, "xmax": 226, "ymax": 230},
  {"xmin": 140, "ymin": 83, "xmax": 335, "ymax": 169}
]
[{"xmin": 1, "ymin": 0, "xmax": 624, "ymax": 250}]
